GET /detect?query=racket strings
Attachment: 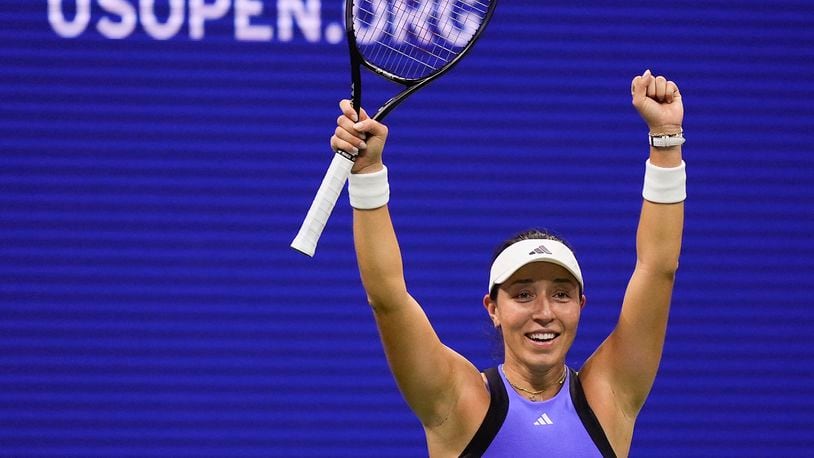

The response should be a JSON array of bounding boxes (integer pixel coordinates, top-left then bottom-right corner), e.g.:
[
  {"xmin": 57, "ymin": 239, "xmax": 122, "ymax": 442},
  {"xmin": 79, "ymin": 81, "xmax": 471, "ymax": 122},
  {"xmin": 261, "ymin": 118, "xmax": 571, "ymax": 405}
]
[
  {"xmin": 381, "ymin": 0, "xmax": 479, "ymax": 75},
  {"xmin": 357, "ymin": 4, "xmax": 454, "ymax": 64},
  {"xmin": 354, "ymin": 0, "xmax": 491, "ymax": 80},
  {"xmin": 357, "ymin": 3, "xmax": 446, "ymax": 71},
  {"xmin": 373, "ymin": 0, "xmax": 486, "ymax": 55},
  {"xmin": 388, "ymin": 1, "xmax": 478, "ymax": 54}
]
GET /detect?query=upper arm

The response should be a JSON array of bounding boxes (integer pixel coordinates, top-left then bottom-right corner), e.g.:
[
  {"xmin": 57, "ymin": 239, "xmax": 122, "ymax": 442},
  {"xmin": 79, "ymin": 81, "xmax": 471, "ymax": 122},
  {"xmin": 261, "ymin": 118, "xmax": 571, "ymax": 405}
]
[
  {"xmin": 583, "ymin": 200, "xmax": 683, "ymax": 417},
  {"xmin": 588, "ymin": 265, "xmax": 675, "ymax": 409},
  {"xmin": 576, "ymin": 263, "xmax": 676, "ymax": 458},
  {"xmin": 371, "ymin": 291, "xmax": 488, "ymax": 427},
  {"xmin": 352, "ymin": 206, "xmax": 489, "ymax": 436}
]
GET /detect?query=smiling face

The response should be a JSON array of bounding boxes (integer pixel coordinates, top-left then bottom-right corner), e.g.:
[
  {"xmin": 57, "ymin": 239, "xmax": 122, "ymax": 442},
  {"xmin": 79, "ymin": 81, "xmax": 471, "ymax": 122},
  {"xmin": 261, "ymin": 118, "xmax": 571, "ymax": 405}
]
[{"xmin": 484, "ymin": 262, "xmax": 586, "ymax": 374}]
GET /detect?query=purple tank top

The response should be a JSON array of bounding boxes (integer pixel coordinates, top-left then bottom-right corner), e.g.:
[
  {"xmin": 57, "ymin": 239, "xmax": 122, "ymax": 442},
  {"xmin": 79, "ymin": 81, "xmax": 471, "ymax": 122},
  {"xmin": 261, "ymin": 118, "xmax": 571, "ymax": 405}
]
[{"xmin": 481, "ymin": 365, "xmax": 604, "ymax": 457}]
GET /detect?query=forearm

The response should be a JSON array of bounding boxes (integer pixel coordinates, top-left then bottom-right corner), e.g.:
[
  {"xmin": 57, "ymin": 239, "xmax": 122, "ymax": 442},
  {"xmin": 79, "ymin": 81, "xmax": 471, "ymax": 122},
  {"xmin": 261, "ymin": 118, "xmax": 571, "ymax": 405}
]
[
  {"xmin": 636, "ymin": 145, "xmax": 685, "ymax": 273},
  {"xmin": 353, "ymin": 205, "xmax": 409, "ymax": 310},
  {"xmin": 329, "ymin": 99, "xmax": 404, "ymax": 310}
]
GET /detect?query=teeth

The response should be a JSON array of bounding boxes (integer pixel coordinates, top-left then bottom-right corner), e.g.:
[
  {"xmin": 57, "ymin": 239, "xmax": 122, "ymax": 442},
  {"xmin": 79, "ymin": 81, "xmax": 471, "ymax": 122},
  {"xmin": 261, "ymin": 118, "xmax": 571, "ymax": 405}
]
[{"xmin": 528, "ymin": 332, "xmax": 555, "ymax": 341}]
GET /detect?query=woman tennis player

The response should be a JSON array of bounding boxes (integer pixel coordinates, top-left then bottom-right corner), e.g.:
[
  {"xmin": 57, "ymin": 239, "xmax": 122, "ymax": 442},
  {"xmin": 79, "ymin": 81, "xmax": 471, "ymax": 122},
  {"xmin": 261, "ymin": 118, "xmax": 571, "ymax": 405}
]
[{"xmin": 331, "ymin": 69, "xmax": 685, "ymax": 457}]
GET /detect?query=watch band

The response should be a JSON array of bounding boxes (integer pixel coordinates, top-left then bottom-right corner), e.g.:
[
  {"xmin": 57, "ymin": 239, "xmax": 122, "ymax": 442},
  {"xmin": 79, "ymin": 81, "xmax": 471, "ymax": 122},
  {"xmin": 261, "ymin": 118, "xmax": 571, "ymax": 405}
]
[{"xmin": 649, "ymin": 131, "xmax": 685, "ymax": 148}]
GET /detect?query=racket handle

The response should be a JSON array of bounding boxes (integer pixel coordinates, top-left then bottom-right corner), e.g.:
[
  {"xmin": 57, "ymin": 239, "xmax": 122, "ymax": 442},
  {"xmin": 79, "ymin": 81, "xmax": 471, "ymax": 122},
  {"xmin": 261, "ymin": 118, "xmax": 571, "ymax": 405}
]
[{"xmin": 291, "ymin": 152, "xmax": 355, "ymax": 257}]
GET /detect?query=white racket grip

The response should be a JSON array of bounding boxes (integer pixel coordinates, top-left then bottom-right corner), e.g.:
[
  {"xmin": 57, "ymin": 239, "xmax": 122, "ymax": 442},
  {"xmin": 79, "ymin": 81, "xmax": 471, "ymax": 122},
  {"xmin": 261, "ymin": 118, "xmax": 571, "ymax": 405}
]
[{"xmin": 291, "ymin": 152, "xmax": 354, "ymax": 257}]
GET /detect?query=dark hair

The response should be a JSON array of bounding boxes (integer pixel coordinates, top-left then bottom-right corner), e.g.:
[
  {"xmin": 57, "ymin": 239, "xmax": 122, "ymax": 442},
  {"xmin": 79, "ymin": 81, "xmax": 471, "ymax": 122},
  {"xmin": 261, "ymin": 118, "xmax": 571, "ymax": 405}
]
[{"xmin": 488, "ymin": 228, "xmax": 581, "ymax": 300}]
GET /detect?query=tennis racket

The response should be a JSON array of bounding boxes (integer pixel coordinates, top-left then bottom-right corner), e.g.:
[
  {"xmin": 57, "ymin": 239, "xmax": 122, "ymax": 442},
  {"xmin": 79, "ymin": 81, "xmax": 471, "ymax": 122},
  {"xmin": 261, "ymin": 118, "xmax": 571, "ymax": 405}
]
[{"xmin": 291, "ymin": 0, "xmax": 498, "ymax": 256}]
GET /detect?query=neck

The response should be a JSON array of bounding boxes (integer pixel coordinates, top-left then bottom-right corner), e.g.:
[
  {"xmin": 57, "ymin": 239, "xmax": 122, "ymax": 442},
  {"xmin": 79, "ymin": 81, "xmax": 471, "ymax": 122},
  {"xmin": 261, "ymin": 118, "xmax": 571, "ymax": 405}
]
[{"xmin": 503, "ymin": 363, "xmax": 567, "ymax": 401}]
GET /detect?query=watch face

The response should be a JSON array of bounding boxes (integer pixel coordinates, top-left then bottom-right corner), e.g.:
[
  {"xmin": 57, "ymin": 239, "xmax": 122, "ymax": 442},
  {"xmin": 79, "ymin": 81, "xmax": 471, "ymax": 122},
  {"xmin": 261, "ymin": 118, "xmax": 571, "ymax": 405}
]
[{"xmin": 650, "ymin": 134, "xmax": 685, "ymax": 147}]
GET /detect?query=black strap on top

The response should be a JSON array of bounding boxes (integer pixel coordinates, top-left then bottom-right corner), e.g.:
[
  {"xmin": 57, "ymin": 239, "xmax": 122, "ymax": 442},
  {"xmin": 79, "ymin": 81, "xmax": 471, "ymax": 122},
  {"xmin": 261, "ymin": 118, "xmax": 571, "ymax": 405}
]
[
  {"xmin": 458, "ymin": 367, "xmax": 509, "ymax": 457},
  {"xmin": 568, "ymin": 368, "xmax": 617, "ymax": 458}
]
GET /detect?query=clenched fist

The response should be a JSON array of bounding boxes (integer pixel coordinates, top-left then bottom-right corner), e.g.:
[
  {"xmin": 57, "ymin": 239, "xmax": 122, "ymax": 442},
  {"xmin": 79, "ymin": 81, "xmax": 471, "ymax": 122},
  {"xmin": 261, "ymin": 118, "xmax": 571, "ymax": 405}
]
[{"xmin": 631, "ymin": 70, "xmax": 683, "ymax": 135}]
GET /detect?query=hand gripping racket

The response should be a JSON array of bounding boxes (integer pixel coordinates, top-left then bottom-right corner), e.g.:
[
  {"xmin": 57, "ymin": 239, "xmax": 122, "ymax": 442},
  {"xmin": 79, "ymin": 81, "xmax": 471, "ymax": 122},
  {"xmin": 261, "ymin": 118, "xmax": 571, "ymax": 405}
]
[{"xmin": 291, "ymin": 0, "xmax": 498, "ymax": 256}]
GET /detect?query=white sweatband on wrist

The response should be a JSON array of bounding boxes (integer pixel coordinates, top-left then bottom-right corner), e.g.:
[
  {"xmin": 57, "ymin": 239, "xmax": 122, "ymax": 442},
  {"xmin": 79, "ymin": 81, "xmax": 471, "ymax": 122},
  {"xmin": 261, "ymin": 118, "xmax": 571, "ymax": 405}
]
[
  {"xmin": 642, "ymin": 159, "xmax": 686, "ymax": 203},
  {"xmin": 348, "ymin": 165, "xmax": 390, "ymax": 209}
]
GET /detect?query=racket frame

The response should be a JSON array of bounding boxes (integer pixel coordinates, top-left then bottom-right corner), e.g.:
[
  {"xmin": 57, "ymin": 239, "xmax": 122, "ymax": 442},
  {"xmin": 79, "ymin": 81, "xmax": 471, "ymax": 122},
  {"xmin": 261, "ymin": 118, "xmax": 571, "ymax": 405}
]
[
  {"xmin": 291, "ymin": 0, "xmax": 497, "ymax": 256},
  {"xmin": 347, "ymin": 0, "xmax": 498, "ymax": 122}
]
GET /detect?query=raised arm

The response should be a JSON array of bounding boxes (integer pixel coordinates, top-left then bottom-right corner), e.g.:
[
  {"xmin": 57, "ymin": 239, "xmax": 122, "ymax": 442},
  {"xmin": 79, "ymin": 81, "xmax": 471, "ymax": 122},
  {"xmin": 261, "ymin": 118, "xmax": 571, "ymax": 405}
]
[
  {"xmin": 332, "ymin": 101, "xmax": 486, "ymax": 435},
  {"xmin": 582, "ymin": 70, "xmax": 685, "ymax": 419}
]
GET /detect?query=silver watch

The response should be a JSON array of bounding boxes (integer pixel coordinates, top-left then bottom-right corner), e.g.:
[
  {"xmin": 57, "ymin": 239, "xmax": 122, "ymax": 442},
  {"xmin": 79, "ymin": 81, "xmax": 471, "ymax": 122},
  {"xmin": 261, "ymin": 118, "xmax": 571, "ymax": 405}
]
[{"xmin": 649, "ymin": 131, "xmax": 685, "ymax": 148}]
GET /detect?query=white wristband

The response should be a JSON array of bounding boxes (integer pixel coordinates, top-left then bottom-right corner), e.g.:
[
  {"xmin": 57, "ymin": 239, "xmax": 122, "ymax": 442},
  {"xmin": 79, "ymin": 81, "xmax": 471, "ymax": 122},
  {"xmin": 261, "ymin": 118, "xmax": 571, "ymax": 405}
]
[
  {"xmin": 642, "ymin": 159, "xmax": 686, "ymax": 203},
  {"xmin": 348, "ymin": 165, "xmax": 390, "ymax": 209}
]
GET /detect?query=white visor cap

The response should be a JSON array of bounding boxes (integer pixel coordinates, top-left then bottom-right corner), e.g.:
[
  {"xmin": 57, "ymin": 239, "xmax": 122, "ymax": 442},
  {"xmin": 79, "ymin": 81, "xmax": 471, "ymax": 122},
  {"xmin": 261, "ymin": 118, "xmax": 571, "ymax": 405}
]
[{"xmin": 488, "ymin": 239, "xmax": 583, "ymax": 293}]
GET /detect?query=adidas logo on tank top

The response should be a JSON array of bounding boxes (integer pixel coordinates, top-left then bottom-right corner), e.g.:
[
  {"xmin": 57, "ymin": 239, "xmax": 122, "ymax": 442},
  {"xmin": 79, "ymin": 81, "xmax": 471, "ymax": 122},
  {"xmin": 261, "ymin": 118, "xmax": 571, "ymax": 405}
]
[{"xmin": 533, "ymin": 413, "xmax": 554, "ymax": 426}]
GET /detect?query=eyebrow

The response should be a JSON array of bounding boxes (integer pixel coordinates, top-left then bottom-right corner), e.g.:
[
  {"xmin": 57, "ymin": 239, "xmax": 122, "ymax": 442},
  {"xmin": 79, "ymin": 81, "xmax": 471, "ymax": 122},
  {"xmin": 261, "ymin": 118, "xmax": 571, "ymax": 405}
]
[
  {"xmin": 506, "ymin": 279, "xmax": 534, "ymax": 288},
  {"xmin": 506, "ymin": 278, "xmax": 576, "ymax": 288}
]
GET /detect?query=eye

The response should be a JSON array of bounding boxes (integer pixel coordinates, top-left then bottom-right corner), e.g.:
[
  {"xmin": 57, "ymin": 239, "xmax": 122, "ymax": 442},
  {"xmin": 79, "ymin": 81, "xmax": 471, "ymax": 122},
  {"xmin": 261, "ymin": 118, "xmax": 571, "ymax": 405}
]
[
  {"xmin": 553, "ymin": 291, "xmax": 571, "ymax": 301},
  {"xmin": 514, "ymin": 290, "xmax": 535, "ymax": 302}
]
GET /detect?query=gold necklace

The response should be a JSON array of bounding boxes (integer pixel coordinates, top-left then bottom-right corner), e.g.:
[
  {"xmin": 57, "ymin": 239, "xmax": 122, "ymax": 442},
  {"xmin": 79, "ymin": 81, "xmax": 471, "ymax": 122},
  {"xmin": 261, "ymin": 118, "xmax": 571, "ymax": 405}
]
[{"xmin": 506, "ymin": 366, "xmax": 567, "ymax": 402}]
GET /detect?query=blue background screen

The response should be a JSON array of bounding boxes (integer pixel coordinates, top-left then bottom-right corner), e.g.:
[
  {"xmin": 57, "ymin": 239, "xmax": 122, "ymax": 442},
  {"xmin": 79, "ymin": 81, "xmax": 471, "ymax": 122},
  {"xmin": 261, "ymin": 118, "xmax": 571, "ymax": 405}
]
[{"xmin": 1, "ymin": 1, "xmax": 812, "ymax": 456}]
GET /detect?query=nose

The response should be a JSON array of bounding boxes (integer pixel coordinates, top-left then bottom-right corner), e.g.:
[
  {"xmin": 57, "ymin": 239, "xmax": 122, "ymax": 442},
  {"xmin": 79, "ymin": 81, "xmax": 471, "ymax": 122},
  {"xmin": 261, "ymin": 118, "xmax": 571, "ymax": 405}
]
[{"xmin": 531, "ymin": 298, "xmax": 555, "ymax": 323}]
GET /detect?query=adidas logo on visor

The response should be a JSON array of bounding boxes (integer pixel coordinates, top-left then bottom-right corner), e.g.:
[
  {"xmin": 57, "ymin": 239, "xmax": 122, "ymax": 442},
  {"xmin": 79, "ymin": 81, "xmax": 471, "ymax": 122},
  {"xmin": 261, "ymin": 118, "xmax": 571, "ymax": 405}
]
[{"xmin": 528, "ymin": 245, "xmax": 553, "ymax": 256}]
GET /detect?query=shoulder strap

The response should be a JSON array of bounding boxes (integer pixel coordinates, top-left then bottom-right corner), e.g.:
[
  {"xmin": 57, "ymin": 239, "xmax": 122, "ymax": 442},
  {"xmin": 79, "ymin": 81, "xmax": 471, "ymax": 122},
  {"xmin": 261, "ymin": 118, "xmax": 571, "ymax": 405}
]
[
  {"xmin": 568, "ymin": 368, "xmax": 617, "ymax": 458},
  {"xmin": 458, "ymin": 367, "xmax": 509, "ymax": 457}
]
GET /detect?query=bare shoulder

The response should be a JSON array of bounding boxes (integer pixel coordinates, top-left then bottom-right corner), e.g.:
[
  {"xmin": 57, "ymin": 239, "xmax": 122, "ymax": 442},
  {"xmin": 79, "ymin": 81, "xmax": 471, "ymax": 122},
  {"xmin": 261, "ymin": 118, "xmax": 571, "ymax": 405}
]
[{"xmin": 424, "ymin": 352, "xmax": 491, "ymax": 457}]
